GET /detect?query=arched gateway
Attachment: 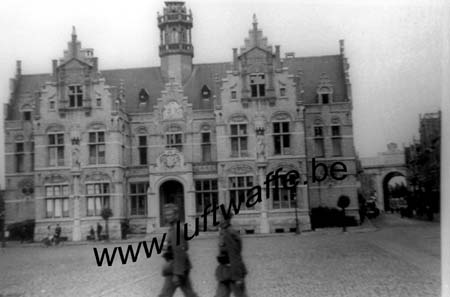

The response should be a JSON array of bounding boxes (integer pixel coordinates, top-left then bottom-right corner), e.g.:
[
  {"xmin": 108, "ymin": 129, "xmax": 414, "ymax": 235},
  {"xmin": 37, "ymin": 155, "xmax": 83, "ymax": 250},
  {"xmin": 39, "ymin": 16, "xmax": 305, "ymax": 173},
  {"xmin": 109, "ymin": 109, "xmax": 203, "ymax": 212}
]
[{"xmin": 159, "ymin": 180, "xmax": 185, "ymax": 226}]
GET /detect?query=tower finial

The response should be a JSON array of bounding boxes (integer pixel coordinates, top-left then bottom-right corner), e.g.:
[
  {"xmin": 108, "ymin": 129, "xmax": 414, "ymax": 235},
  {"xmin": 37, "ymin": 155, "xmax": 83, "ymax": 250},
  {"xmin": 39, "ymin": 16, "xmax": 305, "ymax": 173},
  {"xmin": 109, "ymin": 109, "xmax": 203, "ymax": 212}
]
[
  {"xmin": 72, "ymin": 26, "xmax": 77, "ymax": 37},
  {"xmin": 253, "ymin": 14, "xmax": 257, "ymax": 28}
]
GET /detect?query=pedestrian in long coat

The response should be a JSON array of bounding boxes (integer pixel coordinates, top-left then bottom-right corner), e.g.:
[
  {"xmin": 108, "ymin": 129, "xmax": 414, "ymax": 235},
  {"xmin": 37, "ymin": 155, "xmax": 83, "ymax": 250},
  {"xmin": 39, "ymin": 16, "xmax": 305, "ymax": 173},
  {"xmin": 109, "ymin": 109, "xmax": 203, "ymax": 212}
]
[
  {"xmin": 214, "ymin": 213, "xmax": 248, "ymax": 297},
  {"xmin": 158, "ymin": 203, "xmax": 198, "ymax": 297}
]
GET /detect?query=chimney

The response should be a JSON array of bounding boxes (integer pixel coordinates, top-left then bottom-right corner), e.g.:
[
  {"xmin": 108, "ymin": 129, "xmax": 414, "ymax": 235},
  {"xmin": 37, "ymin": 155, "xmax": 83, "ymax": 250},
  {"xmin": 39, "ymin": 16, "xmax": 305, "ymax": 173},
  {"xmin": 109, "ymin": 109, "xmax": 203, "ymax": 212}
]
[
  {"xmin": 232, "ymin": 48, "xmax": 238, "ymax": 71},
  {"xmin": 339, "ymin": 39, "xmax": 345, "ymax": 56},
  {"xmin": 92, "ymin": 57, "xmax": 98, "ymax": 72},
  {"xmin": 16, "ymin": 60, "xmax": 22, "ymax": 77},
  {"xmin": 275, "ymin": 45, "xmax": 280, "ymax": 68},
  {"xmin": 52, "ymin": 59, "xmax": 58, "ymax": 77}
]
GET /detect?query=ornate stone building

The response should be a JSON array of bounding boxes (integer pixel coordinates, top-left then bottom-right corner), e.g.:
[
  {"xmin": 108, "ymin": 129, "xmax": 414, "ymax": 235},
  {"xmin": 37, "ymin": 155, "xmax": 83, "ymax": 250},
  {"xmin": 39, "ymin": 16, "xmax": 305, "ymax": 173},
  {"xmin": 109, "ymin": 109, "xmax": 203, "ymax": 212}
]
[{"xmin": 3, "ymin": 1, "xmax": 359, "ymax": 240}]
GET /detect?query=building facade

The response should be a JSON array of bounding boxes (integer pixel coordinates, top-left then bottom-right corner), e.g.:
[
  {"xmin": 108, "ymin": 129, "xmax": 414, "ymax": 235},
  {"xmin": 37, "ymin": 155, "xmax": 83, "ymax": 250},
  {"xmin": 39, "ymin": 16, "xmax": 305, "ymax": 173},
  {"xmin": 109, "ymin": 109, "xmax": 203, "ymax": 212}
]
[
  {"xmin": 405, "ymin": 111, "xmax": 441, "ymax": 213},
  {"xmin": 3, "ymin": 1, "xmax": 359, "ymax": 240}
]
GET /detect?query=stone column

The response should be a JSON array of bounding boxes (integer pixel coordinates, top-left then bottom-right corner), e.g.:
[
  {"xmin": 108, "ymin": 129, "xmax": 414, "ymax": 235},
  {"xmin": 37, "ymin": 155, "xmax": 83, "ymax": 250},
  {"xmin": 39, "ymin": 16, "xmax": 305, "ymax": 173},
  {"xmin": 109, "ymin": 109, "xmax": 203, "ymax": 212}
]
[
  {"xmin": 258, "ymin": 163, "xmax": 270, "ymax": 233},
  {"xmin": 72, "ymin": 173, "xmax": 81, "ymax": 241}
]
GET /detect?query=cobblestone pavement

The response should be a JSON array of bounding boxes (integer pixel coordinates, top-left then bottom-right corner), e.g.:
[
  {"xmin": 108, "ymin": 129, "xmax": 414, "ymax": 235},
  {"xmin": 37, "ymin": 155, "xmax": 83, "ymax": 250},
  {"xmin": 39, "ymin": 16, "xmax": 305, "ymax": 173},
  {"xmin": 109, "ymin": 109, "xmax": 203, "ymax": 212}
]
[{"xmin": 0, "ymin": 214, "xmax": 440, "ymax": 297}]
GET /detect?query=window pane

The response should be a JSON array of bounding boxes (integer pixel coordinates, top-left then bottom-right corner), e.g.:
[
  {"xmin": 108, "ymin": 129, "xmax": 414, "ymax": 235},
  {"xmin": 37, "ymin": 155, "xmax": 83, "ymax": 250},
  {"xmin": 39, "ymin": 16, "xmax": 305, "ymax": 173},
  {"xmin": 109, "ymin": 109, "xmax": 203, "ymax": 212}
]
[
  {"xmin": 98, "ymin": 132, "xmax": 105, "ymax": 143},
  {"xmin": 54, "ymin": 186, "xmax": 60, "ymax": 196},
  {"xmin": 103, "ymin": 184, "xmax": 109, "ymax": 193},
  {"xmin": 211, "ymin": 180, "xmax": 218, "ymax": 190},
  {"xmin": 283, "ymin": 134, "xmax": 290, "ymax": 148},
  {"xmin": 46, "ymin": 186, "xmax": 53, "ymax": 197},
  {"xmin": 246, "ymin": 176, "xmax": 253, "ymax": 186},
  {"xmin": 274, "ymin": 136, "xmax": 281, "ymax": 154},
  {"xmin": 62, "ymin": 186, "xmax": 69, "ymax": 196},
  {"xmin": 87, "ymin": 198, "xmax": 94, "ymax": 216},
  {"xmin": 57, "ymin": 134, "xmax": 64, "ymax": 144},
  {"xmin": 273, "ymin": 123, "xmax": 280, "ymax": 133},
  {"xmin": 203, "ymin": 180, "xmax": 210, "ymax": 190},
  {"xmin": 202, "ymin": 133, "xmax": 210, "ymax": 143},
  {"xmin": 237, "ymin": 177, "xmax": 245, "ymax": 187},
  {"xmin": 196, "ymin": 193, "xmax": 203, "ymax": 213},
  {"xmin": 240, "ymin": 137, "xmax": 247, "ymax": 152},
  {"xmin": 95, "ymin": 198, "xmax": 102, "ymax": 215},
  {"xmin": 89, "ymin": 132, "xmax": 96, "ymax": 143},
  {"xmin": 49, "ymin": 134, "xmax": 55, "ymax": 145},
  {"xmin": 139, "ymin": 136, "xmax": 147, "ymax": 146},
  {"xmin": 46, "ymin": 199, "xmax": 54, "ymax": 217},
  {"xmin": 231, "ymin": 125, "xmax": 238, "ymax": 135},
  {"xmin": 231, "ymin": 138, "xmax": 239, "ymax": 155},
  {"xmin": 63, "ymin": 199, "xmax": 69, "ymax": 217},
  {"xmin": 239, "ymin": 125, "xmax": 247, "ymax": 135},
  {"xmin": 282, "ymin": 122, "xmax": 289, "ymax": 132},
  {"xmin": 54, "ymin": 199, "xmax": 62, "ymax": 217}
]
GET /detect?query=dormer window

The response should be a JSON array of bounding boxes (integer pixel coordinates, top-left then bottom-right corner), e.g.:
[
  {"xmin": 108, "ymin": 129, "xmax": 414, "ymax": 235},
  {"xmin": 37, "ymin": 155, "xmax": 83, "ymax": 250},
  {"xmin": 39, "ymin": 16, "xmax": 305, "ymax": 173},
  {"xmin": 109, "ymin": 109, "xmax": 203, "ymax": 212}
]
[
  {"xmin": 139, "ymin": 89, "xmax": 149, "ymax": 104},
  {"xmin": 250, "ymin": 74, "xmax": 265, "ymax": 98},
  {"xmin": 23, "ymin": 111, "xmax": 31, "ymax": 121},
  {"xmin": 201, "ymin": 85, "xmax": 211, "ymax": 99},
  {"xmin": 68, "ymin": 85, "xmax": 83, "ymax": 107}
]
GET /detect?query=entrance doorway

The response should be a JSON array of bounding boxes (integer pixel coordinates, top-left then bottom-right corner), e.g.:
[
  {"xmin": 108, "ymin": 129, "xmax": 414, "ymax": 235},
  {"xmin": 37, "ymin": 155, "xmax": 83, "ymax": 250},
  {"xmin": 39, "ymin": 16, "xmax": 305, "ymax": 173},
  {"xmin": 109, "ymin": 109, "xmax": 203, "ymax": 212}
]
[{"xmin": 159, "ymin": 180, "xmax": 185, "ymax": 226}]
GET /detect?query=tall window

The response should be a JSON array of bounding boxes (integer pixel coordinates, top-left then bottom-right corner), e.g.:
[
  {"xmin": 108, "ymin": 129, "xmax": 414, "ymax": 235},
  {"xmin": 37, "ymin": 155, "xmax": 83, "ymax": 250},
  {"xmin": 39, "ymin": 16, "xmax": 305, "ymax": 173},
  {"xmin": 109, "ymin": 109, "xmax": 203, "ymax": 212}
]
[
  {"xmin": 201, "ymin": 132, "xmax": 211, "ymax": 162},
  {"xmin": 272, "ymin": 173, "xmax": 297, "ymax": 209},
  {"xmin": 331, "ymin": 125, "xmax": 342, "ymax": 156},
  {"xmin": 314, "ymin": 126, "xmax": 324, "ymax": 157},
  {"xmin": 68, "ymin": 85, "xmax": 83, "ymax": 107},
  {"xmin": 166, "ymin": 132, "xmax": 183, "ymax": 151},
  {"xmin": 48, "ymin": 133, "xmax": 65, "ymax": 167},
  {"xmin": 250, "ymin": 74, "xmax": 265, "ymax": 97},
  {"xmin": 230, "ymin": 124, "xmax": 248, "ymax": 157},
  {"xmin": 321, "ymin": 93, "xmax": 329, "ymax": 104},
  {"xmin": 273, "ymin": 122, "xmax": 290, "ymax": 155},
  {"xmin": 45, "ymin": 185, "xmax": 69, "ymax": 218},
  {"xmin": 130, "ymin": 182, "xmax": 148, "ymax": 216},
  {"xmin": 229, "ymin": 176, "xmax": 254, "ymax": 210},
  {"xmin": 195, "ymin": 179, "xmax": 218, "ymax": 213},
  {"xmin": 89, "ymin": 131, "xmax": 105, "ymax": 164},
  {"xmin": 15, "ymin": 142, "xmax": 24, "ymax": 172},
  {"xmin": 138, "ymin": 136, "xmax": 147, "ymax": 165},
  {"xmin": 86, "ymin": 183, "xmax": 110, "ymax": 216}
]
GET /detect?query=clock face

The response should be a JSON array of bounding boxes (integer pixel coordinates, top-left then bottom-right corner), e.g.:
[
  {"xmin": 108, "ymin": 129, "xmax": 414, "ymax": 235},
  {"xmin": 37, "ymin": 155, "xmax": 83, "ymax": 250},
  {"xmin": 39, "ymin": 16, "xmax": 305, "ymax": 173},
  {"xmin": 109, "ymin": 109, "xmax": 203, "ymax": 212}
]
[{"xmin": 163, "ymin": 101, "xmax": 183, "ymax": 120}]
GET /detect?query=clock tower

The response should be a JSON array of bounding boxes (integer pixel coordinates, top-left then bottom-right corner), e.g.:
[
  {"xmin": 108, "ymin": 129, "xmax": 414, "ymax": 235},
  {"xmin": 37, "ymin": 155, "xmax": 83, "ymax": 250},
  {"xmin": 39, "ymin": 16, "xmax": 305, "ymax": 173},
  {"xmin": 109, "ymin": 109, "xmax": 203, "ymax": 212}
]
[{"xmin": 158, "ymin": 1, "xmax": 194, "ymax": 84}]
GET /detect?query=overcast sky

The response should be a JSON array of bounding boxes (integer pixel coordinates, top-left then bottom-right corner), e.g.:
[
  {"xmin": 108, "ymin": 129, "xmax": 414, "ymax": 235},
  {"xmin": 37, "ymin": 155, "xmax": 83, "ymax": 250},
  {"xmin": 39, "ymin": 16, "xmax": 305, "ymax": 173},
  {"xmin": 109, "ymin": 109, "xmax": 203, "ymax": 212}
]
[{"xmin": 0, "ymin": 0, "xmax": 444, "ymax": 187}]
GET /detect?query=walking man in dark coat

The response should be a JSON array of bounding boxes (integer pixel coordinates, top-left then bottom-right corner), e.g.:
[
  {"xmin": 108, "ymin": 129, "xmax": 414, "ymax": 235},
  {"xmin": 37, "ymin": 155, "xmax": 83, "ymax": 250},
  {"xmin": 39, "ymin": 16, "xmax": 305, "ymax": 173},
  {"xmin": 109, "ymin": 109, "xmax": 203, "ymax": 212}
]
[
  {"xmin": 158, "ymin": 203, "xmax": 198, "ymax": 297},
  {"xmin": 215, "ymin": 213, "xmax": 248, "ymax": 297}
]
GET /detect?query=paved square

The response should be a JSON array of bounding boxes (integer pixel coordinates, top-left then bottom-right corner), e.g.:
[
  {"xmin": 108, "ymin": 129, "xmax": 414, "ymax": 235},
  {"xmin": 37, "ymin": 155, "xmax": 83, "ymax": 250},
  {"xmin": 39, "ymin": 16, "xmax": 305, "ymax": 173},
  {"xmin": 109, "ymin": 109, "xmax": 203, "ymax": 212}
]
[{"xmin": 0, "ymin": 216, "xmax": 440, "ymax": 297}]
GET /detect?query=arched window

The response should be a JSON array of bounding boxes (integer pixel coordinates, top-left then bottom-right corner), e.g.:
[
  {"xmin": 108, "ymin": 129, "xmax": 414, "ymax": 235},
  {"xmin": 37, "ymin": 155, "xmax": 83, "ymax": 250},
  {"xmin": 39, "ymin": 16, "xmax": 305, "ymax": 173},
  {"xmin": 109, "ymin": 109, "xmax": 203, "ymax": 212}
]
[{"xmin": 201, "ymin": 85, "xmax": 211, "ymax": 99}]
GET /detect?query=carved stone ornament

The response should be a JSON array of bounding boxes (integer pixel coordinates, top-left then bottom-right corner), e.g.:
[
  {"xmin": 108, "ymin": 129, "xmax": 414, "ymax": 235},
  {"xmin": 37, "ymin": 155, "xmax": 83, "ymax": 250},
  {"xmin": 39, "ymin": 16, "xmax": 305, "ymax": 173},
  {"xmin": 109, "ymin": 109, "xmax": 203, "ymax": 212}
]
[
  {"xmin": 163, "ymin": 101, "xmax": 183, "ymax": 120},
  {"xmin": 160, "ymin": 149, "xmax": 181, "ymax": 169},
  {"xmin": 227, "ymin": 164, "xmax": 253, "ymax": 174}
]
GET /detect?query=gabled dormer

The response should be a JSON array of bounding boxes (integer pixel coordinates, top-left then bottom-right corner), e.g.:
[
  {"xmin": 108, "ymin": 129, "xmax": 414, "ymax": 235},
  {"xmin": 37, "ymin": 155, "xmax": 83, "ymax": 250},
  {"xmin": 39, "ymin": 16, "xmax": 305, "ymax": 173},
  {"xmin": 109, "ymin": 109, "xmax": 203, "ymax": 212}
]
[
  {"xmin": 53, "ymin": 27, "xmax": 100, "ymax": 116},
  {"xmin": 232, "ymin": 15, "xmax": 282, "ymax": 106}
]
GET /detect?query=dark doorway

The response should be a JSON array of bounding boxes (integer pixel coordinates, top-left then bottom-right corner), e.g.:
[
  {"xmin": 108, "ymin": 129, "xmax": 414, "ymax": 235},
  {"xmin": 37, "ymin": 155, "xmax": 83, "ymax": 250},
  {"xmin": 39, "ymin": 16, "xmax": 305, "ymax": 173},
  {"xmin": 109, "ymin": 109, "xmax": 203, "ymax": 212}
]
[{"xmin": 160, "ymin": 180, "xmax": 185, "ymax": 226}]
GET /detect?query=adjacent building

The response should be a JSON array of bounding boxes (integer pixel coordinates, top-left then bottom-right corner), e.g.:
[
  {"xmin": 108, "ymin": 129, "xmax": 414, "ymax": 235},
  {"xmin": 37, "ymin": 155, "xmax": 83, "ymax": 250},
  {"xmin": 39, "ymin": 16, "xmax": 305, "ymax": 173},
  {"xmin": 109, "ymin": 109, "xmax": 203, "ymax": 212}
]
[{"xmin": 3, "ymin": 1, "xmax": 359, "ymax": 240}]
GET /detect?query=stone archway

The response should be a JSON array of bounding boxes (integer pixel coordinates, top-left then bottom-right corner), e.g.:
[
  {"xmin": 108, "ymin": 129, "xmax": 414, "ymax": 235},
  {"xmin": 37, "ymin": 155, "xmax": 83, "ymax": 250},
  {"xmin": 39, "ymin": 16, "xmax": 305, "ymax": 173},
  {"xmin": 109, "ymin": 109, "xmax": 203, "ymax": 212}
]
[
  {"xmin": 382, "ymin": 171, "xmax": 406, "ymax": 211},
  {"xmin": 159, "ymin": 180, "xmax": 185, "ymax": 226}
]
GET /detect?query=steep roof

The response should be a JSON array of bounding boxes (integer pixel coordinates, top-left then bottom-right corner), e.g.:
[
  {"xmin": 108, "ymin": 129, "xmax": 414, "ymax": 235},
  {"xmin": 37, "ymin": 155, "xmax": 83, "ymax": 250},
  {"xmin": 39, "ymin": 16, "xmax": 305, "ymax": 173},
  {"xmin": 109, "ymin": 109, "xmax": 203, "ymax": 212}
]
[
  {"xmin": 283, "ymin": 54, "xmax": 347, "ymax": 103},
  {"xmin": 6, "ymin": 73, "xmax": 52, "ymax": 120},
  {"xmin": 6, "ymin": 55, "xmax": 346, "ymax": 120}
]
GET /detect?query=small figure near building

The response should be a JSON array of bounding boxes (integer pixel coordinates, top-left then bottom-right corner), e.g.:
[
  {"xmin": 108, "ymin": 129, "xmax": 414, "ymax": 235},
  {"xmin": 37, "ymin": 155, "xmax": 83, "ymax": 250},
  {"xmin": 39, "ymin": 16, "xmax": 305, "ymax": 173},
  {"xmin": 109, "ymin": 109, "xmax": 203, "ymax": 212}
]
[{"xmin": 96, "ymin": 223, "xmax": 103, "ymax": 241}]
